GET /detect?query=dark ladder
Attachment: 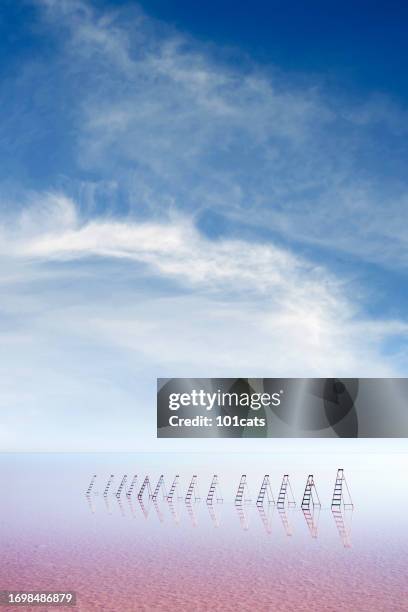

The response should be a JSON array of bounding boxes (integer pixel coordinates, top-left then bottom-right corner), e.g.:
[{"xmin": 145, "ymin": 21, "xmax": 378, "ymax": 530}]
[
  {"xmin": 103, "ymin": 474, "xmax": 115, "ymax": 497},
  {"xmin": 256, "ymin": 475, "xmax": 275, "ymax": 507},
  {"xmin": 152, "ymin": 475, "xmax": 167, "ymax": 501},
  {"xmin": 85, "ymin": 474, "xmax": 97, "ymax": 496},
  {"xmin": 277, "ymin": 474, "xmax": 296, "ymax": 509},
  {"xmin": 206, "ymin": 475, "xmax": 223, "ymax": 505},
  {"xmin": 138, "ymin": 476, "xmax": 152, "ymax": 500},
  {"xmin": 185, "ymin": 475, "xmax": 200, "ymax": 503},
  {"xmin": 126, "ymin": 475, "xmax": 138, "ymax": 498},
  {"xmin": 235, "ymin": 475, "xmax": 251, "ymax": 506},
  {"xmin": 167, "ymin": 475, "xmax": 182, "ymax": 501},
  {"xmin": 116, "ymin": 475, "xmax": 127, "ymax": 499},
  {"xmin": 301, "ymin": 474, "xmax": 321, "ymax": 510},
  {"xmin": 331, "ymin": 468, "xmax": 354, "ymax": 509}
]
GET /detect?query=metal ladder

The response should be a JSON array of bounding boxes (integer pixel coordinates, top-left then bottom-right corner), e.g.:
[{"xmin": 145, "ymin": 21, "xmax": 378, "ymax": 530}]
[
  {"xmin": 103, "ymin": 474, "xmax": 115, "ymax": 497},
  {"xmin": 331, "ymin": 468, "xmax": 354, "ymax": 509},
  {"xmin": 85, "ymin": 474, "xmax": 97, "ymax": 496},
  {"xmin": 126, "ymin": 475, "xmax": 138, "ymax": 498},
  {"xmin": 301, "ymin": 474, "xmax": 321, "ymax": 510},
  {"xmin": 256, "ymin": 475, "xmax": 275, "ymax": 507},
  {"xmin": 206, "ymin": 475, "xmax": 223, "ymax": 504},
  {"xmin": 235, "ymin": 474, "xmax": 251, "ymax": 506},
  {"xmin": 185, "ymin": 475, "xmax": 200, "ymax": 503},
  {"xmin": 277, "ymin": 474, "xmax": 296, "ymax": 509},
  {"xmin": 152, "ymin": 475, "xmax": 167, "ymax": 501},
  {"xmin": 167, "ymin": 475, "xmax": 183, "ymax": 501},
  {"xmin": 116, "ymin": 475, "xmax": 127, "ymax": 499},
  {"xmin": 138, "ymin": 476, "xmax": 152, "ymax": 500}
]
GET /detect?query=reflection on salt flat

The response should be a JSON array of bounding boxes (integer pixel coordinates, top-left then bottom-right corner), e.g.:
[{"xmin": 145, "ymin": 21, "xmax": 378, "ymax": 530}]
[
  {"xmin": 258, "ymin": 503, "xmax": 273, "ymax": 534},
  {"xmin": 302, "ymin": 507, "xmax": 321, "ymax": 539},
  {"xmin": 278, "ymin": 507, "xmax": 293, "ymax": 536},
  {"xmin": 235, "ymin": 503, "xmax": 250, "ymax": 531},
  {"xmin": 86, "ymin": 494, "xmax": 354, "ymax": 548},
  {"xmin": 207, "ymin": 501, "xmax": 221, "ymax": 527},
  {"xmin": 332, "ymin": 507, "xmax": 353, "ymax": 548}
]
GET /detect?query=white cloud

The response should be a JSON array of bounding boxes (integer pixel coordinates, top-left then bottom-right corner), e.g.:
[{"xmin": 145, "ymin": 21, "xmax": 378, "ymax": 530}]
[
  {"xmin": 3, "ymin": 195, "xmax": 407, "ymax": 367},
  {"xmin": 0, "ymin": 194, "xmax": 407, "ymax": 451},
  {"xmin": 2, "ymin": 194, "xmax": 342, "ymax": 302}
]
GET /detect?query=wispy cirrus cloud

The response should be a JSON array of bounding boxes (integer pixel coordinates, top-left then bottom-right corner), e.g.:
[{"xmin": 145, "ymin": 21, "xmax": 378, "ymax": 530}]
[
  {"xmin": 2, "ymin": 194, "xmax": 407, "ymax": 373},
  {"xmin": 33, "ymin": 0, "xmax": 408, "ymax": 268},
  {"xmin": 1, "ymin": 196, "xmax": 407, "ymax": 450}
]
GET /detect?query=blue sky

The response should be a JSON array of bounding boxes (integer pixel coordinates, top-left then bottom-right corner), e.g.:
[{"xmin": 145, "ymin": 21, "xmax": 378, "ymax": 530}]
[
  {"xmin": 138, "ymin": 0, "xmax": 408, "ymax": 98},
  {"xmin": 0, "ymin": 0, "xmax": 408, "ymax": 451}
]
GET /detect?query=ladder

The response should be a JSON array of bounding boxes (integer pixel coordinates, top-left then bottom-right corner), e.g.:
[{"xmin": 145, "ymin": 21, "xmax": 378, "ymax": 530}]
[
  {"xmin": 235, "ymin": 475, "xmax": 251, "ymax": 506},
  {"xmin": 256, "ymin": 475, "xmax": 275, "ymax": 507},
  {"xmin": 103, "ymin": 474, "xmax": 115, "ymax": 497},
  {"xmin": 138, "ymin": 476, "xmax": 152, "ymax": 500},
  {"xmin": 167, "ymin": 475, "xmax": 183, "ymax": 501},
  {"xmin": 331, "ymin": 468, "xmax": 354, "ymax": 509},
  {"xmin": 301, "ymin": 475, "xmax": 321, "ymax": 510},
  {"xmin": 152, "ymin": 475, "xmax": 167, "ymax": 501},
  {"xmin": 277, "ymin": 474, "xmax": 296, "ymax": 509},
  {"xmin": 185, "ymin": 475, "xmax": 200, "ymax": 503},
  {"xmin": 206, "ymin": 475, "xmax": 223, "ymax": 504},
  {"xmin": 116, "ymin": 475, "xmax": 127, "ymax": 498},
  {"xmin": 85, "ymin": 474, "xmax": 97, "ymax": 496},
  {"xmin": 126, "ymin": 475, "xmax": 138, "ymax": 498}
]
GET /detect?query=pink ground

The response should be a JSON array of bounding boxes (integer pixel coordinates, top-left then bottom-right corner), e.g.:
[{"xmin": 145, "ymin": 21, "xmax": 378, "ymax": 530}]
[{"xmin": 2, "ymin": 499, "xmax": 407, "ymax": 611}]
